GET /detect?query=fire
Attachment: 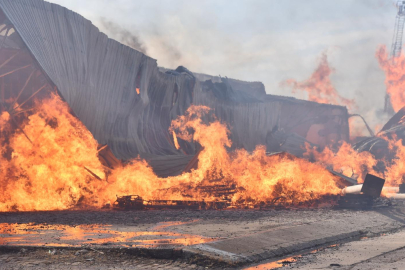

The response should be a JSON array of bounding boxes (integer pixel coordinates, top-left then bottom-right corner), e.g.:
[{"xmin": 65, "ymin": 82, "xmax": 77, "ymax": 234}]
[
  {"xmin": 305, "ymin": 142, "xmax": 380, "ymax": 183},
  {"xmin": 304, "ymin": 135, "xmax": 405, "ymax": 187},
  {"xmin": 172, "ymin": 130, "xmax": 180, "ymax": 150},
  {"xmin": 136, "ymin": 88, "xmax": 140, "ymax": 95},
  {"xmin": 282, "ymin": 53, "xmax": 356, "ymax": 110},
  {"xmin": 384, "ymin": 137, "xmax": 405, "ymax": 186},
  {"xmin": 0, "ymin": 110, "xmax": 9, "ymax": 123},
  {"xmin": 376, "ymin": 45, "xmax": 405, "ymax": 112},
  {"xmin": 0, "ymin": 93, "xmax": 105, "ymax": 211},
  {"xmin": 105, "ymin": 106, "xmax": 341, "ymax": 206},
  {"xmin": 0, "ymin": 98, "xmax": 342, "ymax": 211}
]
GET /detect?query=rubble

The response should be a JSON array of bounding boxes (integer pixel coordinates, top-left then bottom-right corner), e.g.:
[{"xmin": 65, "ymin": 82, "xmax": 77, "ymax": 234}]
[{"xmin": 338, "ymin": 174, "xmax": 387, "ymax": 209}]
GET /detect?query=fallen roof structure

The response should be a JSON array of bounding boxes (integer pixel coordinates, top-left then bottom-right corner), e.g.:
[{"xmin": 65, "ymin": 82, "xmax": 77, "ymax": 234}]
[{"xmin": 0, "ymin": 0, "xmax": 350, "ymax": 171}]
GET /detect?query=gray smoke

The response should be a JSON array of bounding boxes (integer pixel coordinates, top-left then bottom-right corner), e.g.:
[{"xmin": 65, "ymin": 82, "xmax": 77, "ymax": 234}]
[
  {"xmin": 100, "ymin": 17, "xmax": 147, "ymax": 54},
  {"xmin": 98, "ymin": 17, "xmax": 182, "ymax": 64},
  {"xmin": 49, "ymin": 0, "xmax": 398, "ymax": 131}
]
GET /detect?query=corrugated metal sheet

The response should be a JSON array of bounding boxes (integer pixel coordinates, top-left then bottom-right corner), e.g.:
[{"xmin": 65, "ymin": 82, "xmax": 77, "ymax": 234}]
[
  {"xmin": 0, "ymin": 0, "xmax": 195, "ymax": 159},
  {"xmin": 0, "ymin": 0, "xmax": 350, "ymax": 164},
  {"xmin": 194, "ymin": 86, "xmax": 349, "ymax": 152}
]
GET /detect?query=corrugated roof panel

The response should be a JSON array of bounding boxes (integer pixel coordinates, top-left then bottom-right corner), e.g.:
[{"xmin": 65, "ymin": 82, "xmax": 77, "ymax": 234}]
[{"xmin": 0, "ymin": 0, "xmax": 195, "ymax": 159}]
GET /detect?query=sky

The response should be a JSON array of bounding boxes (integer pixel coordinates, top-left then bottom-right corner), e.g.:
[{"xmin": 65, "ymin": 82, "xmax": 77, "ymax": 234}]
[{"xmin": 48, "ymin": 0, "xmax": 397, "ymax": 120}]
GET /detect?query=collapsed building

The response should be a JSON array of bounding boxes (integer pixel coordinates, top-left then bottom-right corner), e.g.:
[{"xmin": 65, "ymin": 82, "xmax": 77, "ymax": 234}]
[
  {"xmin": 6, "ymin": 0, "xmax": 401, "ymax": 213},
  {"xmin": 0, "ymin": 0, "xmax": 355, "ymax": 178}
]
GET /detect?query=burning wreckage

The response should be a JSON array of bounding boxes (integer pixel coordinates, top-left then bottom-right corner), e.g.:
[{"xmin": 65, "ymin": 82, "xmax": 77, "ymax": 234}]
[{"xmin": 0, "ymin": 0, "xmax": 404, "ymax": 212}]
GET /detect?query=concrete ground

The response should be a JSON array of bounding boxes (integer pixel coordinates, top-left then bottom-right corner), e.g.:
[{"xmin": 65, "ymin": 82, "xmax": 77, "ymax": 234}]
[
  {"xmin": 1, "ymin": 204, "xmax": 405, "ymax": 269},
  {"xmin": 261, "ymin": 226, "xmax": 405, "ymax": 269}
]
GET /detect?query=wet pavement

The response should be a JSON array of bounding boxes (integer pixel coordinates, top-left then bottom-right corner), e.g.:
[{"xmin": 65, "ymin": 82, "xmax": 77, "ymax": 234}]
[
  {"xmin": 1, "ymin": 206, "xmax": 405, "ymax": 269},
  {"xmin": 249, "ymin": 230, "xmax": 405, "ymax": 269},
  {"xmin": 0, "ymin": 249, "xmax": 209, "ymax": 270},
  {"xmin": 0, "ymin": 221, "xmax": 217, "ymax": 248}
]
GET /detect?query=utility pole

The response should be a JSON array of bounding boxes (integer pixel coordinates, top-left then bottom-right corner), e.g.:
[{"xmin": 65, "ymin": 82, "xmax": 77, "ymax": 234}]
[{"xmin": 385, "ymin": 1, "xmax": 405, "ymax": 115}]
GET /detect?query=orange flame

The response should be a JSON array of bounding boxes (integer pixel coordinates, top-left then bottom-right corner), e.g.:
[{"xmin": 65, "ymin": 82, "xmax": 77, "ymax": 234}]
[
  {"xmin": 0, "ymin": 94, "xmax": 105, "ymax": 211},
  {"xmin": 0, "ymin": 100, "xmax": 341, "ymax": 211},
  {"xmin": 109, "ymin": 106, "xmax": 341, "ymax": 205},
  {"xmin": 136, "ymin": 88, "xmax": 140, "ymax": 95},
  {"xmin": 305, "ymin": 142, "xmax": 380, "ymax": 183},
  {"xmin": 384, "ymin": 137, "xmax": 405, "ymax": 186},
  {"xmin": 376, "ymin": 45, "xmax": 405, "ymax": 112},
  {"xmin": 304, "ymin": 135, "xmax": 405, "ymax": 187},
  {"xmin": 172, "ymin": 130, "xmax": 180, "ymax": 150},
  {"xmin": 282, "ymin": 53, "xmax": 356, "ymax": 110}
]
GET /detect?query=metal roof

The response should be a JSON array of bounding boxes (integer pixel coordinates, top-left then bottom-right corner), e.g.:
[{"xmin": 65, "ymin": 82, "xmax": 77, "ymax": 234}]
[
  {"xmin": 0, "ymin": 0, "xmax": 350, "ymax": 162},
  {"xmin": 0, "ymin": 0, "xmax": 195, "ymax": 159}
]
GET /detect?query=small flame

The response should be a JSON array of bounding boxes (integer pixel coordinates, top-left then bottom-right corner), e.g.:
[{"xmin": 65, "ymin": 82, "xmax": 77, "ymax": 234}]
[
  {"xmin": 172, "ymin": 131, "xmax": 180, "ymax": 149},
  {"xmin": 0, "ymin": 93, "xmax": 105, "ymax": 211},
  {"xmin": 304, "ymin": 135, "xmax": 405, "ymax": 187},
  {"xmin": 136, "ymin": 88, "xmax": 140, "ymax": 95},
  {"xmin": 0, "ymin": 111, "xmax": 10, "ymax": 124}
]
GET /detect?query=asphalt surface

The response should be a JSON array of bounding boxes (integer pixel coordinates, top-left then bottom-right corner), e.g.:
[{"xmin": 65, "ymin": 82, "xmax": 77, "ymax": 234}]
[{"xmin": 1, "ymin": 204, "xmax": 405, "ymax": 269}]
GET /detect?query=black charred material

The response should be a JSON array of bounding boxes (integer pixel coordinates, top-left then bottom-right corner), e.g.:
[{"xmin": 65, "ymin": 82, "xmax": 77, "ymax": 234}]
[
  {"xmin": 328, "ymin": 169, "xmax": 358, "ymax": 186},
  {"xmin": 113, "ymin": 195, "xmax": 144, "ymax": 210},
  {"xmin": 400, "ymin": 183, "xmax": 405, "ymax": 193},
  {"xmin": 144, "ymin": 200, "xmax": 229, "ymax": 210},
  {"xmin": 112, "ymin": 195, "xmax": 230, "ymax": 211},
  {"xmin": 336, "ymin": 194, "xmax": 374, "ymax": 210},
  {"xmin": 361, "ymin": 174, "xmax": 385, "ymax": 198}
]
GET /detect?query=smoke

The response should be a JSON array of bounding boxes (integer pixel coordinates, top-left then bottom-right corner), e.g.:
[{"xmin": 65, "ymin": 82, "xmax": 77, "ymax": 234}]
[
  {"xmin": 146, "ymin": 26, "xmax": 183, "ymax": 63},
  {"xmin": 100, "ymin": 17, "xmax": 147, "ymax": 54},
  {"xmin": 98, "ymin": 17, "xmax": 182, "ymax": 64}
]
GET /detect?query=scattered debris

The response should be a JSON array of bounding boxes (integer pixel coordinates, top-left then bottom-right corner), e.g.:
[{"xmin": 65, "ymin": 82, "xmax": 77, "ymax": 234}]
[
  {"xmin": 338, "ymin": 174, "xmax": 387, "ymax": 209},
  {"xmin": 74, "ymin": 249, "xmax": 89, "ymax": 256},
  {"xmin": 361, "ymin": 174, "xmax": 385, "ymax": 197},
  {"xmin": 113, "ymin": 195, "xmax": 143, "ymax": 210}
]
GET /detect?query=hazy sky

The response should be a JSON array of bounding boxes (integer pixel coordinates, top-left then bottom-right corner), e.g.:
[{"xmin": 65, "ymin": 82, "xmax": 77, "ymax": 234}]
[{"xmin": 48, "ymin": 0, "xmax": 397, "ymax": 117}]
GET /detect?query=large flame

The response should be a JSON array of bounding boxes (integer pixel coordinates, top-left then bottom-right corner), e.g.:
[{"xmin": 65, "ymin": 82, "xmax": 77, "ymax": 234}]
[
  {"xmin": 282, "ymin": 53, "xmax": 356, "ymax": 110},
  {"xmin": 305, "ymin": 135, "xmax": 405, "ymax": 187},
  {"xmin": 305, "ymin": 142, "xmax": 380, "ymax": 182},
  {"xmin": 376, "ymin": 45, "xmax": 405, "ymax": 112},
  {"xmin": 0, "ymin": 94, "xmax": 105, "ymax": 211},
  {"xmin": 0, "ymin": 96, "xmax": 341, "ymax": 211}
]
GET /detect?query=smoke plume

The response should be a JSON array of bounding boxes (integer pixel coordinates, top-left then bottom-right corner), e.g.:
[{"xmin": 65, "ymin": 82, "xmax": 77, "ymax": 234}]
[{"xmin": 100, "ymin": 17, "xmax": 147, "ymax": 54}]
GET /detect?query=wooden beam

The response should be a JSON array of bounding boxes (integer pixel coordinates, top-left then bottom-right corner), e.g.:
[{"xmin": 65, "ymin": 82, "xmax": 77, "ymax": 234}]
[
  {"xmin": 0, "ymin": 78, "xmax": 3, "ymax": 112},
  {"xmin": 10, "ymin": 115, "xmax": 33, "ymax": 144},
  {"xmin": 12, "ymin": 107, "xmax": 35, "ymax": 116},
  {"xmin": 13, "ymin": 83, "xmax": 47, "ymax": 110},
  {"xmin": 0, "ymin": 51, "xmax": 19, "ymax": 70},
  {"xmin": 84, "ymin": 166, "xmax": 103, "ymax": 181},
  {"xmin": 0, "ymin": 64, "xmax": 31, "ymax": 79},
  {"xmin": 10, "ymin": 69, "xmax": 36, "ymax": 110},
  {"xmin": 97, "ymin": 144, "xmax": 108, "ymax": 153}
]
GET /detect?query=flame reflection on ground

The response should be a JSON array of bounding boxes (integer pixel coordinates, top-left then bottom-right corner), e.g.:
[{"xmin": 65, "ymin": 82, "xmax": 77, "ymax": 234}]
[
  {"xmin": 243, "ymin": 256, "xmax": 299, "ymax": 270},
  {"xmin": 0, "ymin": 221, "xmax": 217, "ymax": 248},
  {"xmin": 243, "ymin": 244, "xmax": 341, "ymax": 270}
]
